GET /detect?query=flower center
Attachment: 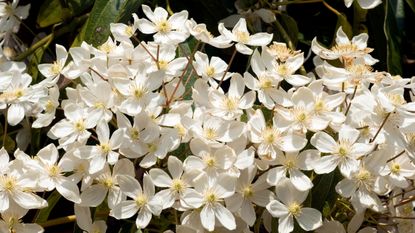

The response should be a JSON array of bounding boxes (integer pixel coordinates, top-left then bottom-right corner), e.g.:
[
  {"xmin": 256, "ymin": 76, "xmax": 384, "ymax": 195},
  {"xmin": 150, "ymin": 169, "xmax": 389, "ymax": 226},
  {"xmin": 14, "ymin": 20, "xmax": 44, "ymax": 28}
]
[
  {"xmin": 288, "ymin": 202, "xmax": 302, "ymax": 217},
  {"xmin": 259, "ymin": 78, "xmax": 273, "ymax": 89},
  {"xmin": 204, "ymin": 128, "xmax": 217, "ymax": 140},
  {"xmin": 390, "ymin": 163, "xmax": 401, "ymax": 174},
  {"xmin": 157, "ymin": 60, "xmax": 168, "ymax": 70},
  {"xmin": 205, "ymin": 66, "xmax": 215, "ymax": 77},
  {"xmin": 50, "ymin": 61, "xmax": 61, "ymax": 75},
  {"xmin": 171, "ymin": 179, "xmax": 185, "ymax": 192},
  {"xmin": 224, "ymin": 97, "xmax": 238, "ymax": 111},
  {"xmin": 74, "ymin": 120, "xmax": 86, "ymax": 132},
  {"xmin": 1, "ymin": 176, "xmax": 17, "ymax": 192},
  {"xmin": 157, "ymin": 21, "xmax": 171, "ymax": 33},
  {"xmin": 235, "ymin": 31, "xmax": 250, "ymax": 43},
  {"xmin": 125, "ymin": 26, "xmax": 134, "ymax": 37},
  {"xmin": 242, "ymin": 185, "xmax": 253, "ymax": 198},
  {"xmin": 100, "ymin": 143, "xmax": 111, "ymax": 153},
  {"xmin": 135, "ymin": 195, "xmax": 148, "ymax": 207},
  {"xmin": 48, "ymin": 165, "xmax": 61, "ymax": 177},
  {"xmin": 262, "ymin": 127, "xmax": 280, "ymax": 144},
  {"xmin": 205, "ymin": 192, "xmax": 217, "ymax": 203},
  {"xmin": 276, "ymin": 64, "xmax": 289, "ymax": 76}
]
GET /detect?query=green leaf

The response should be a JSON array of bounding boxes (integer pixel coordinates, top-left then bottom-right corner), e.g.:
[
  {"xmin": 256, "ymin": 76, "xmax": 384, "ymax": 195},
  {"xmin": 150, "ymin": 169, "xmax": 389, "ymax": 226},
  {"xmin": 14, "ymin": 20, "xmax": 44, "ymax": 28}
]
[
  {"xmin": 37, "ymin": 0, "xmax": 94, "ymax": 28},
  {"xmin": 335, "ymin": 13, "xmax": 353, "ymax": 38},
  {"xmin": 405, "ymin": 0, "xmax": 415, "ymax": 13},
  {"xmin": 34, "ymin": 190, "xmax": 62, "ymax": 223},
  {"xmin": 74, "ymin": 0, "xmax": 143, "ymax": 47},
  {"xmin": 384, "ymin": 0, "xmax": 403, "ymax": 74},
  {"xmin": 280, "ymin": 13, "xmax": 299, "ymax": 47},
  {"xmin": 28, "ymin": 34, "xmax": 54, "ymax": 82},
  {"xmin": 311, "ymin": 172, "xmax": 336, "ymax": 211}
]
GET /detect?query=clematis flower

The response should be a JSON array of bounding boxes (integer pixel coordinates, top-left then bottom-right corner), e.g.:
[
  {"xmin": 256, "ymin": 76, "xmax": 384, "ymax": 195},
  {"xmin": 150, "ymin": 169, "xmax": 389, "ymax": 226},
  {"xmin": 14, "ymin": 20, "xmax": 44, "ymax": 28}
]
[
  {"xmin": 311, "ymin": 125, "xmax": 374, "ymax": 177},
  {"xmin": 136, "ymin": 5, "xmax": 189, "ymax": 44},
  {"xmin": 266, "ymin": 178, "xmax": 322, "ymax": 233},
  {"xmin": 218, "ymin": 18, "xmax": 273, "ymax": 55},
  {"xmin": 110, "ymin": 174, "xmax": 162, "ymax": 229}
]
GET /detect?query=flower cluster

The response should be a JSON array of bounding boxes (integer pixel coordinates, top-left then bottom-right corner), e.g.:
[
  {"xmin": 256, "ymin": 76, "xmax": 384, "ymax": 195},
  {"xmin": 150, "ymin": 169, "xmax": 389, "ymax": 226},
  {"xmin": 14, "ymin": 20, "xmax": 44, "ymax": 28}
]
[{"xmin": 1, "ymin": 3, "xmax": 415, "ymax": 233}]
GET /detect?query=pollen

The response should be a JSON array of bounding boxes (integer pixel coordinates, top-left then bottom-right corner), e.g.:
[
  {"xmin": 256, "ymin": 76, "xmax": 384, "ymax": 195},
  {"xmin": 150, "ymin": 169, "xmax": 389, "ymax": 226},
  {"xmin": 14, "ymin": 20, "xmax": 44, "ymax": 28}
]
[
  {"xmin": 100, "ymin": 143, "xmax": 111, "ymax": 153},
  {"xmin": 48, "ymin": 165, "xmax": 61, "ymax": 177},
  {"xmin": 295, "ymin": 111, "xmax": 307, "ymax": 123},
  {"xmin": 175, "ymin": 124, "xmax": 186, "ymax": 137},
  {"xmin": 157, "ymin": 60, "xmax": 168, "ymax": 70},
  {"xmin": 205, "ymin": 66, "xmax": 215, "ymax": 77},
  {"xmin": 147, "ymin": 143, "xmax": 158, "ymax": 153},
  {"xmin": 262, "ymin": 127, "xmax": 280, "ymax": 144},
  {"xmin": 74, "ymin": 120, "xmax": 86, "ymax": 132},
  {"xmin": 387, "ymin": 93, "xmax": 406, "ymax": 106},
  {"xmin": 267, "ymin": 42, "xmax": 299, "ymax": 62},
  {"xmin": 45, "ymin": 100, "xmax": 55, "ymax": 112},
  {"xmin": 157, "ymin": 20, "xmax": 171, "ymax": 33},
  {"xmin": 235, "ymin": 31, "xmax": 250, "ymax": 43},
  {"xmin": 135, "ymin": 195, "xmax": 148, "ymax": 207},
  {"xmin": 14, "ymin": 89, "xmax": 24, "ymax": 98},
  {"xmin": 205, "ymin": 156, "xmax": 216, "ymax": 167},
  {"xmin": 259, "ymin": 77, "xmax": 273, "ymax": 89},
  {"xmin": 171, "ymin": 179, "xmax": 184, "ymax": 192},
  {"xmin": 285, "ymin": 160, "xmax": 295, "ymax": 169},
  {"xmin": 288, "ymin": 202, "xmax": 302, "ymax": 217},
  {"xmin": 50, "ymin": 61, "xmax": 61, "ymax": 75},
  {"xmin": 337, "ymin": 140, "xmax": 350, "ymax": 157},
  {"xmin": 102, "ymin": 177, "xmax": 114, "ymax": 188},
  {"xmin": 276, "ymin": 64, "xmax": 289, "ymax": 76},
  {"xmin": 242, "ymin": 185, "xmax": 253, "ymax": 198},
  {"xmin": 204, "ymin": 128, "xmax": 217, "ymax": 140},
  {"xmin": 223, "ymin": 97, "xmax": 238, "ymax": 111},
  {"xmin": 130, "ymin": 128, "xmax": 140, "ymax": 140},
  {"xmin": 125, "ymin": 26, "xmax": 134, "ymax": 37},
  {"xmin": 133, "ymin": 87, "xmax": 146, "ymax": 100},
  {"xmin": 94, "ymin": 102, "xmax": 105, "ymax": 109},
  {"xmin": 1, "ymin": 176, "xmax": 17, "ymax": 192},
  {"xmin": 205, "ymin": 192, "xmax": 217, "ymax": 203},
  {"xmin": 314, "ymin": 100, "xmax": 325, "ymax": 113},
  {"xmin": 390, "ymin": 163, "xmax": 401, "ymax": 174},
  {"xmin": 355, "ymin": 169, "xmax": 371, "ymax": 182}
]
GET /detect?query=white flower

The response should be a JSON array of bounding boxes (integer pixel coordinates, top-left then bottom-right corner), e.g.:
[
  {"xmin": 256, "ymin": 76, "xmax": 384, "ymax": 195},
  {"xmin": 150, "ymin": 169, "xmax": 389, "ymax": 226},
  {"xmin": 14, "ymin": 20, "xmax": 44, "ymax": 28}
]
[
  {"xmin": 248, "ymin": 109, "xmax": 307, "ymax": 158},
  {"xmin": 110, "ymin": 174, "xmax": 162, "ymax": 229},
  {"xmin": 311, "ymin": 125, "xmax": 373, "ymax": 177},
  {"xmin": 0, "ymin": 202, "xmax": 43, "ymax": 233},
  {"xmin": 266, "ymin": 178, "xmax": 322, "ymax": 233},
  {"xmin": 225, "ymin": 166, "xmax": 275, "ymax": 226},
  {"xmin": 38, "ymin": 44, "xmax": 68, "ymax": 83},
  {"xmin": 185, "ymin": 19, "xmax": 232, "ymax": 48},
  {"xmin": 267, "ymin": 150, "xmax": 319, "ymax": 191},
  {"xmin": 80, "ymin": 159, "xmax": 135, "ymax": 208},
  {"xmin": 150, "ymin": 156, "xmax": 193, "ymax": 209},
  {"xmin": 181, "ymin": 172, "xmax": 237, "ymax": 231},
  {"xmin": 344, "ymin": 0, "xmax": 382, "ymax": 9},
  {"xmin": 75, "ymin": 204, "xmax": 107, "ymax": 233},
  {"xmin": 218, "ymin": 18, "xmax": 273, "ymax": 55},
  {"xmin": 35, "ymin": 144, "xmax": 81, "ymax": 203},
  {"xmin": 136, "ymin": 5, "xmax": 189, "ymax": 44},
  {"xmin": 208, "ymin": 74, "xmax": 255, "ymax": 120}
]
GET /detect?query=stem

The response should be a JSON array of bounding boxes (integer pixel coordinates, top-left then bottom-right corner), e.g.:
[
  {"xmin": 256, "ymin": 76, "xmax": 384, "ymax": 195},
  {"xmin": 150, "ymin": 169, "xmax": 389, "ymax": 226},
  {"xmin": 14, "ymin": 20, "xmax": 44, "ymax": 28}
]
[
  {"xmin": 131, "ymin": 36, "xmax": 158, "ymax": 63},
  {"xmin": 344, "ymin": 85, "xmax": 358, "ymax": 116},
  {"xmin": 40, "ymin": 215, "xmax": 77, "ymax": 228},
  {"xmin": 217, "ymin": 47, "xmax": 237, "ymax": 89},
  {"xmin": 13, "ymin": 15, "xmax": 88, "ymax": 61},
  {"xmin": 274, "ymin": 0, "xmax": 323, "ymax": 6},
  {"xmin": 322, "ymin": 1, "xmax": 341, "ymax": 16},
  {"xmin": 166, "ymin": 41, "xmax": 201, "ymax": 104},
  {"xmin": 370, "ymin": 113, "xmax": 391, "ymax": 143},
  {"xmin": 386, "ymin": 150, "xmax": 406, "ymax": 163},
  {"xmin": 3, "ymin": 106, "xmax": 8, "ymax": 147}
]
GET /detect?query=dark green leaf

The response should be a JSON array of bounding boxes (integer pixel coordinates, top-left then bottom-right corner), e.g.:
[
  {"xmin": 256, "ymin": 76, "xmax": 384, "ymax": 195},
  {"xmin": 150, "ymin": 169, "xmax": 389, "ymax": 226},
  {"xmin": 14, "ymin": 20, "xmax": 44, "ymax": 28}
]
[
  {"xmin": 37, "ymin": 0, "xmax": 94, "ymax": 28},
  {"xmin": 384, "ymin": 0, "xmax": 403, "ymax": 74},
  {"xmin": 405, "ymin": 0, "xmax": 415, "ymax": 13},
  {"xmin": 34, "ymin": 190, "xmax": 62, "ymax": 223},
  {"xmin": 311, "ymin": 172, "xmax": 335, "ymax": 210},
  {"xmin": 28, "ymin": 34, "xmax": 53, "ymax": 82},
  {"xmin": 280, "ymin": 13, "xmax": 299, "ymax": 47},
  {"xmin": 336, "ymin": 13, "xmax": 353, "ymax": 38},
  {"xmin": 75, "ymin": 0, "xmax": 143, "ymax": 47}
]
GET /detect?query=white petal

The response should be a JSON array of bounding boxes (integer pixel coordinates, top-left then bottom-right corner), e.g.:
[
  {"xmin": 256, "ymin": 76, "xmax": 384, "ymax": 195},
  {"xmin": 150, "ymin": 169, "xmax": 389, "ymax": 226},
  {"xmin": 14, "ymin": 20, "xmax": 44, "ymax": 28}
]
[
  {"xmin": 296, "ymin": 207, "xmax": 323, "ymax": 231},
  {"xmin": 214, "ymin": 203, "xmax": 236, "ymax": 230},
  {"xmin": 310, "ymin": 132, "xmax": 337, "ymax": 153},
  {"xmin": 279, "ymin": 214, "xmax": 294, "ymax": 233},
  {"xmin": 117, "ymin": 175, "xmax": 142, "ymax": 198},
  {"xmin": 8, "ymin": 104, "xmax": 25, "ymax": 126},
  {"xmin": 149, "ymin": 168, "xmax": 172, "ymax": 188},
  {"xmin": 200, "ymin": 205, "xmax": 215, "ymax": 231},
  {"xmin": 110, "ymin": 201, "xmax": 138, "ymax": 219},
  {"xmin": 136, "ymin": 208, "xmax": 152, "ymax": 229},
  {"xmin": 266, "ymin": 200, "xmax": 289, "ymax": 217},
  {"xmin": 56, "ymin": 178, "xmax": 81, "ymax": 203},
  {"xmin": 314, "ymin": 155, "xmax": 339, "ymax": 174},
  {"xmin": 289, "ymin": 169, "xmax": 313, "ymax": 191},
  {"xmin": 80, "ymin": 185, "xmax": 107, "ymax": 207}
]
